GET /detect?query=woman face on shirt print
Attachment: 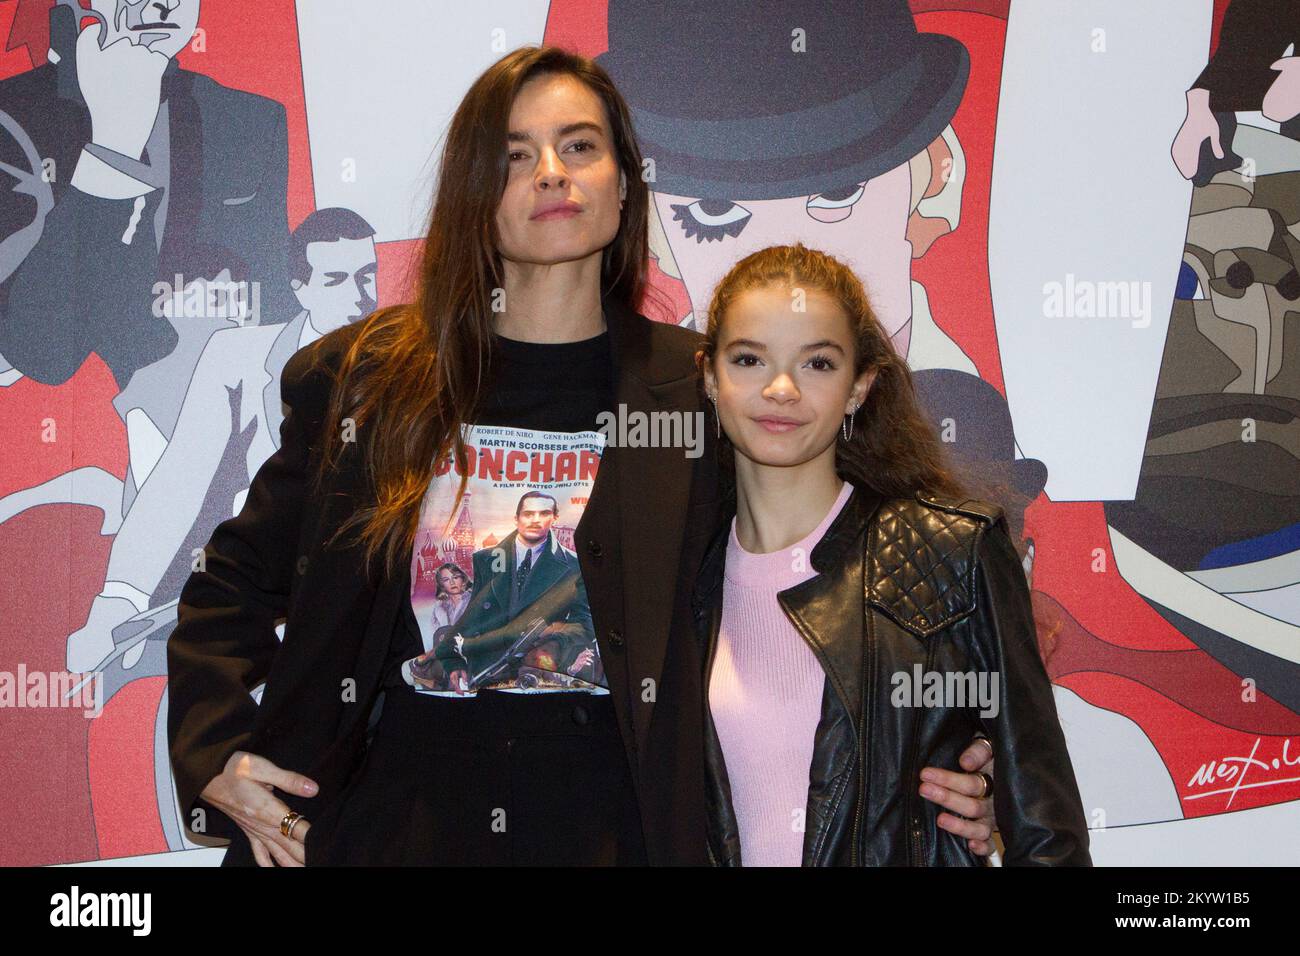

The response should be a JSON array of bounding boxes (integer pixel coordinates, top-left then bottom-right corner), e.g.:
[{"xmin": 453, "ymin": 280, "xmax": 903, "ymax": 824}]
[
  {"xmin": 493, "ymin": 72, "xmax": 628, "ymax": 271},
  {"xmin": 435, "ymin": 565, "xmax": 469, "ymax": 600}
]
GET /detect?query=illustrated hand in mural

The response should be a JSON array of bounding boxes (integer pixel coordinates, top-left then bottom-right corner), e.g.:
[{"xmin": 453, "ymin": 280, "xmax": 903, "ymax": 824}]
[
  {"xmin": 1263, "ymin": 55, "xmax": 1300, "ymax": 123},
  {"xmin": 200, "ymin": 750, "xmax": 319, "ymax": 867},
  {"xmin": 75, "ymin": 10, "xmax": 170, "ymax": 160},
  {"xmin": 921, "ymin": 737, "xmax": 998, "ymax": 857},
  {"xmin": 1172, "ymin": 88, "xmax": 1224, "ymax": 180}
]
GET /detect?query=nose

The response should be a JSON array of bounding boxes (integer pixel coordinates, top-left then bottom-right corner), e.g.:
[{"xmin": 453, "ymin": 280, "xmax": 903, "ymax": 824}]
[
  {"xmin": 762, "ymin": 371, "xmax": 800, "ymax": 403},
  {"xmin": 535, "ymin": 147, "xmax": 570, "ymax": 191}
]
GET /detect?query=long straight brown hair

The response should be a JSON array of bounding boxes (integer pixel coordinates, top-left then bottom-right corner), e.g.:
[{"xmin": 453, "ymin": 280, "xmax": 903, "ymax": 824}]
[
  {"xmin": 696, "ymin": 243, "xmax": 975, "ymax": 504},
  {"xmin": 311, "ymin": 46, "xmax": 651, "ymax": 581}
]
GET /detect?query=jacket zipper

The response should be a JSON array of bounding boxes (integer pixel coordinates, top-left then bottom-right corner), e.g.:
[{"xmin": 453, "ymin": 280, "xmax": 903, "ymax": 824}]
[
  {"xmin": 851, "ymin": 573, "xmax": 876, "ymax": 866},
  {"xmin": 904, "ymin": 638, "xmax": 936, "ymax": 866}
]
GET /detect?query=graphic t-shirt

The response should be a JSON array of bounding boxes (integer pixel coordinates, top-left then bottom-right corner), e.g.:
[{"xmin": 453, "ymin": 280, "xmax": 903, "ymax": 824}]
[{"xmin": 383, "ymin": 328, "xmax": 614, "ymax": 697}]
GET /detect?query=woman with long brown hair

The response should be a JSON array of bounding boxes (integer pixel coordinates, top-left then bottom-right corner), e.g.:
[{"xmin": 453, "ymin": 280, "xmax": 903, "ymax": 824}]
[
  {"xmin": 167, "ymin": 47, "xmax": 997, "ymax": 866},
  {"xmin": 696, "ymin": 242, "xmax": 1090, "ymax": 865}
]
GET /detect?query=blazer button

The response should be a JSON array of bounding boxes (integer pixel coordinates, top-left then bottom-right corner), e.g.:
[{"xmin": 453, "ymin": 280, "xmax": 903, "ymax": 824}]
[
  {"xmin": 571, "ymin": 704, "xmax": 590, "ymax": 726},
  {"xmin": 608, "ymin": 628, "xmax": 624, "ymax": 648},
  {"xmin": 587, "ymin": 540, "xmax": 603, "ymax": 557}
]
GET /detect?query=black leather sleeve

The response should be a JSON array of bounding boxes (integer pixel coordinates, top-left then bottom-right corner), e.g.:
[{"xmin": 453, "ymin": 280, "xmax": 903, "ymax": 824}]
[
  {"xmin": 165, "ymin": 342, "xmax": 325, "ymax": 841},
  {"xmin": 969, "ymin": 516, "xmax": 1092, "ymax": 865}
]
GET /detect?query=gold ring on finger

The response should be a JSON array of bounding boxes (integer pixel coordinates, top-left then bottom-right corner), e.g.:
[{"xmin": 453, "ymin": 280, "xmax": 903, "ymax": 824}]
[{"xmin": 280, "ymin": 811, "xmax": 302, "ymax": 838}]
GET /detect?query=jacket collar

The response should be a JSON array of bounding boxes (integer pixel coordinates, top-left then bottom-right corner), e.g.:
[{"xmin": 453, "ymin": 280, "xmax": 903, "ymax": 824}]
[
  {"xmin": 693, "ymin": 483, "xmax": 885, "ymax": 732},
  {"xmin": 693, "ymin": 482, "xmax": 885, "ymax": 614}
]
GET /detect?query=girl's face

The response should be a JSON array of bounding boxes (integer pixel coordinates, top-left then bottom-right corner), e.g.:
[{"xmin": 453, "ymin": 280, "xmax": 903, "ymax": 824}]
[
  {"xmin": 703, "ymin": 284, "xmax": 876, "ymax": 473},
  {"xmin": 494, "ymin": 73, "xmax": 627, "ymax": 273}
]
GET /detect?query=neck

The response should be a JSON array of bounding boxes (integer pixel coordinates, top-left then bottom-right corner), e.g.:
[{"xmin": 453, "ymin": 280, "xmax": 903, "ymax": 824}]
[
  {"xmin": 732, "ymin": 446, "xmax": 846, "ymax": 554},
  {"xmin": 495, "ymin": 254, "xmax": 606, "ymax": 342}
]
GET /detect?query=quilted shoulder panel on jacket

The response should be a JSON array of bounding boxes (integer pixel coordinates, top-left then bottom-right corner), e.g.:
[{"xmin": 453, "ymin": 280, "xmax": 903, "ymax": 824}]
[{"xmin": 866, "ymin": 493, "xmax": 1004, "ymax": 637}]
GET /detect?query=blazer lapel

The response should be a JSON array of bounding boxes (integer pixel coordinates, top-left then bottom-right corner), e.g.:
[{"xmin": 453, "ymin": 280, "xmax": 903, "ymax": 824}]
[{"xmin": 600, "ymin": 294, "xmax": 699, "ymax": 759}]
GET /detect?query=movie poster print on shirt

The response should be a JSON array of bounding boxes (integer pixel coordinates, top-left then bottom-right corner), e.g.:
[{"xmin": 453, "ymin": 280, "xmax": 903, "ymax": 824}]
[{"xmin": 405, "ymin": 424, "xmax": 608, "ymax": 697}]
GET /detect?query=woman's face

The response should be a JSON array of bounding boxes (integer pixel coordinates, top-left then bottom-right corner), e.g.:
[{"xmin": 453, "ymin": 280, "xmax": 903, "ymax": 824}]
[
  {"xmin": 438, "ymin": 569, "xmax": 466, "ymax": 596},
  {"xmin": 494, "ymin": 73, "xmax": 627, "ymax": 274},
  {"xmin": 704, "ymin": 283, "xmax": 876, "ymax": 472}
]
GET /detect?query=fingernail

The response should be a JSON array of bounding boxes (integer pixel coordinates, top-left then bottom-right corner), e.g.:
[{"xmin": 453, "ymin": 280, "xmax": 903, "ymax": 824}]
[
  {"xmin": 303, "ymin": 781, "xmax": 318, "ymax": 794},
  {"xmin": 919, "ymin": 768, "xmax": 935, "ymax": 782}
]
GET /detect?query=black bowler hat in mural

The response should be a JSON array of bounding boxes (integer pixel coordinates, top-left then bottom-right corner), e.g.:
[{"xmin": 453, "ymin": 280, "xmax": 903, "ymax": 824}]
[
  {"xmin": 912, "ymin": 369, "xmax": 1048, "ymax": 509},
  {"xmin": 595, "ymin": 0, "xmax": 969, "ymax": 200}
]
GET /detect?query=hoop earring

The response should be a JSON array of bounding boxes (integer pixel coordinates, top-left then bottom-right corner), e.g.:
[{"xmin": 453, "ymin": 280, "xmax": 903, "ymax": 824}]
[
  {"xmin": 710, "ymin": 396, "xmax": 721, "ymax": 439},
  {"xmin": 842, "ymin": 404, "xmax": 858, "ymax": 442}
]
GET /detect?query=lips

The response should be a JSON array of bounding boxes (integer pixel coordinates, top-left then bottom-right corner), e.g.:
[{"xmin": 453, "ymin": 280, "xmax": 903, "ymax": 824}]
[
  {"xmin": 531, "ymin": 201, "xmax": 582, "ymax": 221},
  {"xmin": 753, "ymin": 416, "xmax": 807, "ymax": 433}
]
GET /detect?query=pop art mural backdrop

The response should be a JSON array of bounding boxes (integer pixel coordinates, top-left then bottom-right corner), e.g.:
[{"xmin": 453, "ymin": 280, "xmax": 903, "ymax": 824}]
[{"xmin": 0, "ymin": 0, "xmax": 1297, "ymax": 866}]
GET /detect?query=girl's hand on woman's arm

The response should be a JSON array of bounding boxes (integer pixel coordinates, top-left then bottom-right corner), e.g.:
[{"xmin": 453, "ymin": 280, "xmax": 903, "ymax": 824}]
[{"xmin": 200, "ymin": 750, "xmax": 319, "ymax": 867}]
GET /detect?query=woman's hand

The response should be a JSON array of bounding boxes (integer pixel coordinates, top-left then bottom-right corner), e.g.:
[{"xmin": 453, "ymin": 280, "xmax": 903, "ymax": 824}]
[
  {"xmin": 919, "ymin": 736, "xmax": 996, "ymax": 857},
  {"xmin": 199, "ymin": 750, "xmax": 319, "ymax": 866}
]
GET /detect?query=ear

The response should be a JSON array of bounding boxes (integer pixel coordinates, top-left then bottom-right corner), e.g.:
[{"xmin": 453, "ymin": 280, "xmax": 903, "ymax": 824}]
[
  {"xmin": 848, "ymin": 367, "xmax": 878, "ymax": 413},
  {"xmin": 696, "ymin": 349, "xmax": 718, "ymax": 399}
]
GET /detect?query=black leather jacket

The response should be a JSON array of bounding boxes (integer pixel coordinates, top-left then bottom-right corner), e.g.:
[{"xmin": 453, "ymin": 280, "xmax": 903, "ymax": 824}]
[{"xmin": 693, "ymin": 486, "xmax": 1092, "ymax": 866}]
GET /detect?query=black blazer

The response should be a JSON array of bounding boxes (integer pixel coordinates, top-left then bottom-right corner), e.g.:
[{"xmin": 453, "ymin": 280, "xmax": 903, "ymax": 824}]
[{"xmin": 166, "ymin": 292, "xmax": 722, "ymax": 865}]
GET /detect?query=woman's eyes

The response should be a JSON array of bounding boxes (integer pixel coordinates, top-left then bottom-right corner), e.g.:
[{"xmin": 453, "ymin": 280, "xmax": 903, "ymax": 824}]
[{"xmin": 508, "ymin": 140, "xmax": 597, "ymax": 162}]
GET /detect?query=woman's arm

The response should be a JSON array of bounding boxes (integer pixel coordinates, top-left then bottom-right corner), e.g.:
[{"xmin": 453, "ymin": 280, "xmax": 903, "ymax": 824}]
[
  {"xmin": 970, "ymin": 515, "xmax": 1092, "ymax": 865},
  {"xmin": 165, "ymin": 340, "xmax": 329, "ymax": 842}
]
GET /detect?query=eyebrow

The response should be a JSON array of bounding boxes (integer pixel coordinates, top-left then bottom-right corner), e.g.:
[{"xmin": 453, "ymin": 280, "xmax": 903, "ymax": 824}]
[
  {"xmin": 507, "ymin": 121, "xmax": 606, "ymax": 145},
  {"xmin": 724, "ymin": 338, "xmax": 847, "ymax": 354}
]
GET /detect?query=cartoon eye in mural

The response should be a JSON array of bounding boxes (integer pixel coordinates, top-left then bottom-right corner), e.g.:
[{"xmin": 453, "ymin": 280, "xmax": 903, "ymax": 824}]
[
  {"xmin": 668, "ymin": 199, "xmax": 751, "ymax": 243},
  {"xmin": 806, "ymin": 182, "xmax": 866, "ymax": 214}
]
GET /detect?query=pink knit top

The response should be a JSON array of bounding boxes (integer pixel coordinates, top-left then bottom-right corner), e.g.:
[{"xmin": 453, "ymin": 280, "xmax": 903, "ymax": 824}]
[{"xmin": 708, "ymin": 480, "xmax": 854, "ymax": 867}]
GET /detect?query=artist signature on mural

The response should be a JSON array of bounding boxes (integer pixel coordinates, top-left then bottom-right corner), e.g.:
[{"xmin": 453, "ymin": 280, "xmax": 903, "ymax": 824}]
[{"xmin": 1185, "ymin": 737, "xmax": 1300, "ymax": 807}]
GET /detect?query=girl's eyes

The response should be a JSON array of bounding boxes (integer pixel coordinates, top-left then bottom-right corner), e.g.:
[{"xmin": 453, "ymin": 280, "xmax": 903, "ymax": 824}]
[{"xmin": 728, "ymin": 352, "xmax": 839, "ymax": 371}]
